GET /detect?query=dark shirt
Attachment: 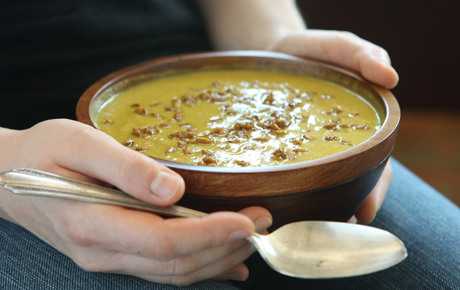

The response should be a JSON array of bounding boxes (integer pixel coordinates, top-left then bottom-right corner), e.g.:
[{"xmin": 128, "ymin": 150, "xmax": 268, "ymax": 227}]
[{"xmin": 0, "ymin": 0, "xmax": 211, "ymax": 129}]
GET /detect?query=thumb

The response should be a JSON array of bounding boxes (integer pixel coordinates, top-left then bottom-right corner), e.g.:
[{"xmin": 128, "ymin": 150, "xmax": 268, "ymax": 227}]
[
  {"xmin": 268, "ymin": 29, "xmax": 399, "ymax": 89},
  {"xmin": 54, "ymin": 120, "xmax": 185, "ymax": 206}
]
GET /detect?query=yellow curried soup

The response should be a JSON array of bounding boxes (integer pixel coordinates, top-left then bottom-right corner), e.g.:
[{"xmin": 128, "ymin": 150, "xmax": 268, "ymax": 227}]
[{"xmin": 96, "ymin": 70, "xmax": 381, "ymax": 167}]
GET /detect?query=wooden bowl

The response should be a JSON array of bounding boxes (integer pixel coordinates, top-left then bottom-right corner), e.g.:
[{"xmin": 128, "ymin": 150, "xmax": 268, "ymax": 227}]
[{"xmin": 77, "ymin": 51, "xmax": 400, "ymax": 229}]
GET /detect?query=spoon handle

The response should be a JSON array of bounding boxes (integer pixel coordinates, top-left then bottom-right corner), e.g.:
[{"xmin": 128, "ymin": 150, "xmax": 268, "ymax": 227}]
[{"xmin": 0, "ymin": 168, "xmax": 207, "ymax": 218}]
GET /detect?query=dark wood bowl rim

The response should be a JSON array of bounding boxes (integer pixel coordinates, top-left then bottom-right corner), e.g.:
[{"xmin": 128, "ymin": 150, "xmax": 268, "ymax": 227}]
[
  {"xmin": 180, "ymin": 152, "xmax": 391, "ymax": 201},
  {"xmin": 77, "ymin": 50, "xmax": 399, "ymax": 174}
]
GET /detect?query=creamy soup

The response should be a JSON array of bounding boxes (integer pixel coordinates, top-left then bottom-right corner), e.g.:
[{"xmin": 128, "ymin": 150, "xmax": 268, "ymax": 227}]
[{"xmin": 96, "ymin": 70, "xmax": 381, "ymax": 167}]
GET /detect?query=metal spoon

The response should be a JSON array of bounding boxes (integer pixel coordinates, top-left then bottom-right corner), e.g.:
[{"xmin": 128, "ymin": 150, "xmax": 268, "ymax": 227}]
[{"xmin": 0, "ymin": 168, "xmax": 407, "ymax": 279}]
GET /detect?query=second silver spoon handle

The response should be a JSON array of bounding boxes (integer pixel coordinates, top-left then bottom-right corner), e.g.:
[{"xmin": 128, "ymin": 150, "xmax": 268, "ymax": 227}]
[{"xmin": 0, "ymin": 168, "xmax": 207, "ymax": 218}]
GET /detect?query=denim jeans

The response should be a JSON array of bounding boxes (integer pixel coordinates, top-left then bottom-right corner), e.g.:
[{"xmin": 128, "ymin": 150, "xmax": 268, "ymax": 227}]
[{"xmin": 1, "ymin": 158, "xmax": 459, "ymax": 290}]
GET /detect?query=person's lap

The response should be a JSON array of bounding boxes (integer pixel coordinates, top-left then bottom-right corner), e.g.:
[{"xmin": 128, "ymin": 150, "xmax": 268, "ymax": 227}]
[
  {"xmin": 232, "ymin": 158, "xmax": 460, "ymax": 289},
  {"xmin": 1, "ymin": 158, "xmax": 459, "ymax": 289}
]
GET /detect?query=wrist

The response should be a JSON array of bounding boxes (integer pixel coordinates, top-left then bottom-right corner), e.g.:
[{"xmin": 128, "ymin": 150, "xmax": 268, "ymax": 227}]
[{"xmin": 197, "ymin": 0, "xmax": 306, "ymax": 51}]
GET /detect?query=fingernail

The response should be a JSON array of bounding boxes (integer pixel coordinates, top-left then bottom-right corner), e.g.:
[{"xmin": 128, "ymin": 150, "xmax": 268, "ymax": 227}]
[
  {"xmin": 150, "ymin": 171, "xmax": 179, "ymax": 200},
  {"xmin": 254, "ymin": 216, "xmax": 272, "ymax": 233},
  {"xmin": 227, "ymin": 273, "xmax": 246, "ymax": 282},
  {"xmin": 229, "ymin": 228, "xmax": 253, "ymax": 241}
]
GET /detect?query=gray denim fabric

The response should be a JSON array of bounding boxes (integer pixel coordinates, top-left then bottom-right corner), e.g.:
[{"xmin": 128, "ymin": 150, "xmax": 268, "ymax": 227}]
[{"xmin": 1, "ymin": 159, "xmax": 460, "ymax": 289}]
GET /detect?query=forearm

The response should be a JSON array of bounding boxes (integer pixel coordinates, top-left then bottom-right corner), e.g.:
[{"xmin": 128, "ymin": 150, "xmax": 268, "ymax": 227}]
[{"xmin": 196, "ymin": 0, "xmax": 305, "ymax": 50}]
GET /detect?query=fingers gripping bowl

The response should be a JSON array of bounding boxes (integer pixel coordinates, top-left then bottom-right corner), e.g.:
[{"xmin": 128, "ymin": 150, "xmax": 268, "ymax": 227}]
[{"xmin": 77, "ymin": 51, "xmax": 400, "ymax": 229}]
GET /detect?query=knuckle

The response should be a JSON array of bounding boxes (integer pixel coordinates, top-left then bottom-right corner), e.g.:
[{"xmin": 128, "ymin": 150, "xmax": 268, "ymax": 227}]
[
  {"xmin": 65, "ymin": 226, "xmax": 95, "ymax": 248},
  {"xmin": 59, "ymin": 215, "xmax": 99, "ymax": 247},
  {"xmin": 72, "ymin": 256, "xmax": 105, "ymax": 272},
  {"xmin": 148, "ymin": 235, "xmax": 178, "ymax": 261},
  {"xmin": 116, "ymin": 151, "xmax": 159, "ymax": 196},
  {"xmin": 61, "ymin": 125, "xmax": 99, "ymax": 161},
  {"xmin": 117, "ymin": 152, "xmax": 145, "ymax": 185},
  {"xmin": 68, "ymin": 123, "xmax": 96, "ymax": 143},
  {"xmin": 72, "ymin": 253, "xmax": 119, "ymax": 273},
  {"xmin": 169, "ymin": 256, "xmax": 199, "ymax": 276}
]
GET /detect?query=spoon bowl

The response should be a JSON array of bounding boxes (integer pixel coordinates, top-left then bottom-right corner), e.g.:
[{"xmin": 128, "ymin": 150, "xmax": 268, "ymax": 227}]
[
  {"xmin": 249, "ymin": 221, "xmax": 407, "ymax": 278},
  {"xmin": 0, "ymin": 168, "xmax": 407, "ymax": 279}
]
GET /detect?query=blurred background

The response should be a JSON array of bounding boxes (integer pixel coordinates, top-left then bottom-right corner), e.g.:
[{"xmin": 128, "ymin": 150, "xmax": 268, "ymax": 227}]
[{"xmin": 298, "ymin": 0, "xmax": 460, "ymax": 207}]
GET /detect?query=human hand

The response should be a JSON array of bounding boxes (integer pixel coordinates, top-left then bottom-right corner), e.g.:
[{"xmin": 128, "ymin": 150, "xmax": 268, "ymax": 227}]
[
  {"xmin": 266, "ymin": 30, "xmax": 397, "ymax": 223},
  {"xmin": 266, "ymin": 29, "xmax": 399, "ymax": 89},
  {"xmin": 0, "ymin": 119, "xmax": 272, "ymax": 285},
  {"xmin": 198, "ymin": 1, "xmax": 398, "ymax": 88}
]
